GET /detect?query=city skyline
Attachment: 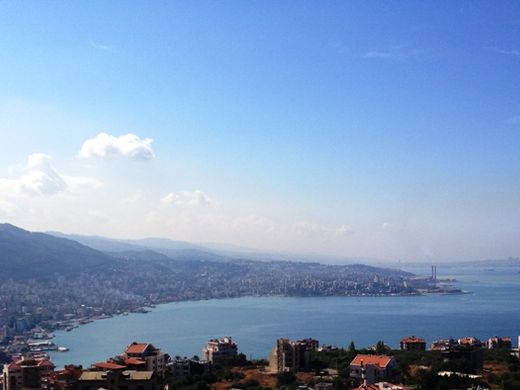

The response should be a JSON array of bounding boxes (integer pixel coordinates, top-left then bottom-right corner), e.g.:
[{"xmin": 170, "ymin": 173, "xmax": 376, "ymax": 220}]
[{"xmin": 1, "ymin": 2, "xmax": 520, "ymax": 262}]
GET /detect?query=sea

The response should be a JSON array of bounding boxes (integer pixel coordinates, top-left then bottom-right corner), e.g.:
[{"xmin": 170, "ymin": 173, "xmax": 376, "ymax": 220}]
[{"xmin": 48, "ymin": 265, "xmax": 520, "ymax": 368}]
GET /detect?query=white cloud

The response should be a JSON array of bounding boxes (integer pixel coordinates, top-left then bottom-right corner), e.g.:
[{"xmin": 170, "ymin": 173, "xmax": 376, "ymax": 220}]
[
  {"xmin": 363, "ymin": 51, "xmax": 396, "ymax": 59},
  {"xmin": 335, "ymin": 224, "xmax": 353, "ymax": 236},
  {"xmin": 78, "ymin": 133, "xmax": 155, "ymax": 160},
  {"xmin": 494, "ymin": 48, "xmax": 520, "ymax": 58},
  {"xmin": 161, "ymin": 190, "xmax": 218, "ymax": 208},
  {"xmin": 0, "ymin": 153, "xmax": 101, "ymax": 197},
  {"xmin": 361, "ymin": 45, "xmax": 431, "ymax": 62},
  {"xmin": 88, "ymin": 40, "xmax": 115, "ymax": 52}
]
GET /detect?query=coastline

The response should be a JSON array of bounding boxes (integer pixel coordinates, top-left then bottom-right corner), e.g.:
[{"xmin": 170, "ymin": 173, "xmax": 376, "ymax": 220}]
[
  {"xmin": 47, "ymin": 288, "xmax": 464, "ymax": 336},
  {"xmin": 46, "ymin": 268, "xmax": 520, "ymax": 370}
]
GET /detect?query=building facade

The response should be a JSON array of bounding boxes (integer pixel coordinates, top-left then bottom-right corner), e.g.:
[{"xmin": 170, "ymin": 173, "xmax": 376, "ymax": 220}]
[
  {"xmin": 202, "ymin": 337, "xmax": 238, "ymax": 363},
  {"xmin": 268, "ymin": 338, "xmax": 317, "ymax": 373},
  {"xmin": 400, "ymin": 336, "xmax": 426, "ymax": 351},
  {"xmin": 349, "ymin": 354, "xmax": 399, "ymax": 385},
  {"xmin": 2, "ymin": 357, "xmax": 55, "ymax": 390},
  {"xmin": 487, "ymin": 336, "xmax": 512, "ymax": 349},
  {"xmin": 124, "ymin": 342, "xmax": 169, "ymax": 376},
  {"xmin": 77, "ymin": 370, "xmax": 158, "ymax": 390}
]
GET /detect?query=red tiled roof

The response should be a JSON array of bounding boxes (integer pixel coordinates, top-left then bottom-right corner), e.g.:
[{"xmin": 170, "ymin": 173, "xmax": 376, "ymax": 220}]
[
  {"xmin": 458, "ymin": 337, "xmax": 479, "ymax": 345},
  {"xmin": 353, "ymin": 385, "xmax": 380, "ymax": 390},
  {"xmin": 8, "ymin": 358, "xmax": 54, "ymax": 369},
  {"xmin": 124, "ymin": 358, "xmax": 146, "ymax": 365},
  {"xmin": 353, "ymin": 384, "xmax": 409, "ymax": 390},
  {"xmin": 37, "ymin": 359, "xmax": 55, "ymax": 368},
  {"xmin": 125, "ymin": 342, "xmax": 150, "ymax": 354},
  {"xmin": 94, "ymin": 362, "xmax": 127, "ymax": 370},
  {"xmin": 351, "ymin": 354, "xmax": 393, "ymax": 368},
  {"xmin": 400, "ymin": 336, "xmax": 425, "ymax": 344}
]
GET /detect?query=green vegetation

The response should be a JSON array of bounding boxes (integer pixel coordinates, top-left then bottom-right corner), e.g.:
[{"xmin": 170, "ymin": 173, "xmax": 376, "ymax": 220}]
[
  {"xmin": 165, "ymin": 345, "xmax": 520, "ymax": 390},
  {"xmin": 276, "ymin": 371, "xmax": 296, "ymax": 387}
]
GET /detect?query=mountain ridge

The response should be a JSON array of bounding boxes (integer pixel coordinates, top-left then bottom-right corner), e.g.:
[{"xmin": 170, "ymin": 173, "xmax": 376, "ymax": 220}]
[{"xmin": 0, "ymin": 223, "xmax": 115, "ymax": 280}]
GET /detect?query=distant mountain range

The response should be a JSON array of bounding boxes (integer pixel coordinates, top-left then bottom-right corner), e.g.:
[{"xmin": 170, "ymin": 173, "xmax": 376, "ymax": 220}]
[
  {"xmin": 2, "ymin": 224, "xmax": 517, "ymax": 281},
  {"xmin": 0, "ymin": 224, "xmax": 114, "ymax": 279},
  {"xmin": 47, "ymin": 231, "xmax": 232, "ymax": 263},
  {"xmin": 46, "ymin": 230, "xmax": 386, "ymax": 265},
  {"xmin": 0, "ymin": 223, "xmax": 416, "ymax": 296}
]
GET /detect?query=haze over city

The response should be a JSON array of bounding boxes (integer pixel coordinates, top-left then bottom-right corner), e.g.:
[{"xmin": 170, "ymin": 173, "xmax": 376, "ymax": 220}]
[{"xmin": 1, "ymin": 2, "xmax": 520, "ymax": 262}]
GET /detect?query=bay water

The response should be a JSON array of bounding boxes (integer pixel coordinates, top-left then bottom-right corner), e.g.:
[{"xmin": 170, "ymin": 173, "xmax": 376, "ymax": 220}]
[{"xmin": 49, "ymin": 265, "xmax": 520, "ymax": 368}]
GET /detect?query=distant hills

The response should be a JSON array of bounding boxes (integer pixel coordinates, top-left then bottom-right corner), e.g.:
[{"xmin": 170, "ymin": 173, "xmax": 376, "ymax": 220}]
[
  {"xmin": 0, "ymin": 223, "xmax": 429, "ymax": 344},
  {"xmin": 3, "ymin": 224, "xmax": 517, "ymax": 284},
  {"xmin": 0, "ymin": 223, "xmax": 416, "ymax": 298},
  {"xmin": 47, "ymin": 231, "xmax": 385, "ymax": 265},
  {"xmin": 0, "ymin": 224, "xmax": 114, "ymax": 279},
  {"xmin": 47, "ymin": 231, "xmax": 231, "ymax": 263}
]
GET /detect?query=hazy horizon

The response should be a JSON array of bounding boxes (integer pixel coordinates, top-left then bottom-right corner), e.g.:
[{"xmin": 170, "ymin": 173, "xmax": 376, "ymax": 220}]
[{"xmin": 1, "ymin": 2, "xmax": 520, "ymax": 262}]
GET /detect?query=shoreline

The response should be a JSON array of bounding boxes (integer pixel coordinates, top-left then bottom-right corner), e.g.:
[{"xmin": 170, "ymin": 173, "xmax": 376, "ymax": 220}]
[
  {"xmin": 49, "ymin": 287, "xmax": 466, "ymax": 336},
  {"xmin": 14, "ymin": 280, "xmax": 466, "ymax": 360}
]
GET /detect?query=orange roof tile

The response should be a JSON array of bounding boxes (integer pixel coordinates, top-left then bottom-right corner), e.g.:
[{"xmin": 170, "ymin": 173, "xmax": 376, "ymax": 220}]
[
  {"xmin": 94, "ymin": 362, "xmax": 127, "ymax": 370},
  {"xmin": 37, "ymin": 359, "xmax": 55, "ymax": 368},
  {"xmin": 458, "ymin": 337, "xmax": 479, "ymax": 345},
  {"xmin": 353, "ymin": 384, "xmax": 409, "ymax": 390},
  {"xmin": 124, "ymin": 358, "xmax": 146, "ymax": 365},
  {"xmin": 350, "ymin": 354, "xmax": 393, "ymax": 368},
  {"xmin": 400, "ymin": 336, "xmax": 425, "ymax": 344},
  {"xmin": 8, "ymin": 358, "xmax": 54, "ymax": 369},
  {"xmin": 125, "ymin": 342, "xmax": 150, "ymax": 354}
]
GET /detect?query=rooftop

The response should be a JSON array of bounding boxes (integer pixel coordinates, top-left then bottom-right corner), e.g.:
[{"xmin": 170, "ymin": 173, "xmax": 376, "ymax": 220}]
[
  {"xmin": 124, "ymin": 358, "xmax": 146, "ymax": 366},
  {"xmin": 94, "ymin": 362, "xmax": 127, "ymax": 371},
  {"xmin": 350, "ymin": 354, "xmax": 394, "ymax": 368},
  {"xmin": 125, "ymin": 342, "xmax": 152, "ymax": 354},
  {"xmin": 400, "ymin": 336, "xmax": 426, "ymax": 344}
]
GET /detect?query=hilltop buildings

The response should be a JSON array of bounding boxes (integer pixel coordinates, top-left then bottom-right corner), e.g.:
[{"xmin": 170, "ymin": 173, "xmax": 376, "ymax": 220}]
[
  {"xmin": 269, "ymin": 338, "xmax": 319, "ymax": 373},
  {"xmin": 352, "ymin": 383, "xmax": 410, "ymax": 390},
  {"xmin": 168, "ymin": 356, "xmax": 210, "ymax": 377},
  {"xmin": 349, "ymin": 354, "xmax": 399, "ymax": 385},
  {"xmin": 0, "ymin": 333, "xmax": 514, "ymax": 390},
  {"xmin": 46, "ymin": 365, "xmax": 83, "ymax": 390},
  {"xmin": 399, "ymin": 336, "xmax": 426, "ymax": 351},
  {"xmin": 431, "ymin": 337, "xmax": 484, "ymax": 369},
  {"xmin": 2, "ymin": 357, "xmax": 54, "ymax": 390},
  {"xmin": 123, "ymin": 342, "xmax": 169, "ymax": 376},
  {"xmin": 77, "ymin": 370, "xmax": 159, "ymax": 390},
  {"xmin": 487, "ymin": 336, "xmax": 512, "ymax": 349},
  {"xmin": 202, "ymin": 336, "xmax": 238, "ymax": 363}
]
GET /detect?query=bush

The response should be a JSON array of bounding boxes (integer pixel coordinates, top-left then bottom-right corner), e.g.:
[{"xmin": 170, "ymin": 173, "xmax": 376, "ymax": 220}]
[{"xmin": 277, "ymin": 371, "xmax": 296, "ymax": 386}]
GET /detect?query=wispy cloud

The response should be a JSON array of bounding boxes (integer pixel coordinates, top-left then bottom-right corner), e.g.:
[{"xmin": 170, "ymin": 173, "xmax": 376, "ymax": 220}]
[
  {"xmin": 161, "ymin": 190, "xmax": 219, "ymax": 208},
  {"xmin": 363, "ymin": 51, "xmax": 399, "ymax": 59},
  {"xmin": 361, "ymin": 45, "xmax": 418, "ymax": 61},
  {"xmin": 88, "ymin": 40, "xmax": 115, "ymax": 53},
  {"xmin": 491, "ymin": 48, "xmax": 520, "ymax": 58},
  {"xmin": 0, "ymin": 153, "xmax": 101, "ymax": 198}
]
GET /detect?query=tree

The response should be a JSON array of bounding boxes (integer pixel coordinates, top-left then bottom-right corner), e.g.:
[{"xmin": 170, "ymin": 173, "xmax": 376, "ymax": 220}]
[
  {"xmin": 375, "ymin": 340, "xmax": 386, "ymax": 355},
  {"xmin": 277, "ymin": 371, "xmax": 296, "ymax": 387},
  {"xmin": 348, "ymin": 341, "xmax": 356, "ymax": 354}
]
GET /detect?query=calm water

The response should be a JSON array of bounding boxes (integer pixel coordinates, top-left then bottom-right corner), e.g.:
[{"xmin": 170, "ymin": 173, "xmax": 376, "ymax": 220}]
[{"xmin": 49, "ymin": 265, "xmax": 520, "ymax": 368}]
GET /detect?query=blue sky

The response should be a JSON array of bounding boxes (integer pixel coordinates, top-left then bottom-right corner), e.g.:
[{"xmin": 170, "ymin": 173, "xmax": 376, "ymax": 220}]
[{"xmin": 1, "ymin": 1, "xmax": 520, "ymax": 262}]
